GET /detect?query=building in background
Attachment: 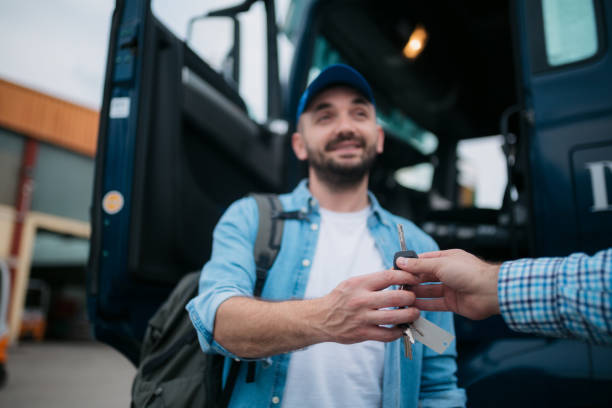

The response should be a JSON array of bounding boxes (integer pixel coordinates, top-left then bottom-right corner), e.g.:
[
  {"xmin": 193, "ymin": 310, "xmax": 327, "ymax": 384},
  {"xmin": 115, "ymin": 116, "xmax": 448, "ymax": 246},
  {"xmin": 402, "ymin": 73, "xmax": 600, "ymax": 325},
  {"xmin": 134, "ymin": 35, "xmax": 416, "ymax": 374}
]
[{"xmin": 0, "ymin": 78, "xmax": 98, "ymax": 343}]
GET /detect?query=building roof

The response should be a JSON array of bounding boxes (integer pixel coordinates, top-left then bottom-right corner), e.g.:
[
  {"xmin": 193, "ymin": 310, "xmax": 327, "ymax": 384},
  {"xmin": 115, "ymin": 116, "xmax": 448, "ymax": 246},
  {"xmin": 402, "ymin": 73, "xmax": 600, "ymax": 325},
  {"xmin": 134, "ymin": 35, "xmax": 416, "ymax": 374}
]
[{"xmin": 0, "ymin": 78, "xmax": 99, "ymax": 157}]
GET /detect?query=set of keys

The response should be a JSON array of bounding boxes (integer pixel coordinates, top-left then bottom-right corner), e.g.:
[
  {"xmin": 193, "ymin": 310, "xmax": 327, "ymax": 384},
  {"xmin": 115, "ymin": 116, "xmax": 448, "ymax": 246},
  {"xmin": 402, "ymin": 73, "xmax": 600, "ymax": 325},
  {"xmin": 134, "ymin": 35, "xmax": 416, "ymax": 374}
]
[{"xmin": 394, "ymin": 224, "xmax": 423, "ymax": 360}]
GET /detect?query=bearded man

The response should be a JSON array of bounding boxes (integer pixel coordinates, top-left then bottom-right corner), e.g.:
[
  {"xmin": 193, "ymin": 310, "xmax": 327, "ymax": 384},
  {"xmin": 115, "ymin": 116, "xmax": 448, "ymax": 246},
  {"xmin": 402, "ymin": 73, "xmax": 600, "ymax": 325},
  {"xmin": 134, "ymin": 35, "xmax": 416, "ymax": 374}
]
[{"xmin": 187, "ymin": 64, "xmax": 466, "ymax": 408}]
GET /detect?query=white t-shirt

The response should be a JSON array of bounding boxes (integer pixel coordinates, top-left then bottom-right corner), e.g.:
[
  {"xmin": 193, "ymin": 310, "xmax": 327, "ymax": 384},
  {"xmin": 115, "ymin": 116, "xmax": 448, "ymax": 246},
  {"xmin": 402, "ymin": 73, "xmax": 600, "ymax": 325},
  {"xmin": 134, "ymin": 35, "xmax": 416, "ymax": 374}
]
[{"xmin": 281, "ymin": 206, "xmax": 386, "ymax": 408}]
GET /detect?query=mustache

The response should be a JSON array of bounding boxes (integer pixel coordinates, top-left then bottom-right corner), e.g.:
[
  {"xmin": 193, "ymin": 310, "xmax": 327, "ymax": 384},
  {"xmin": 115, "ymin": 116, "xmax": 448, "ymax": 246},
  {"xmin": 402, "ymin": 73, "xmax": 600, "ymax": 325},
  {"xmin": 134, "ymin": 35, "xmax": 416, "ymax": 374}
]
[{"xmin": 325, "ymin": 133, "xmax": 366, "ymax": 151}]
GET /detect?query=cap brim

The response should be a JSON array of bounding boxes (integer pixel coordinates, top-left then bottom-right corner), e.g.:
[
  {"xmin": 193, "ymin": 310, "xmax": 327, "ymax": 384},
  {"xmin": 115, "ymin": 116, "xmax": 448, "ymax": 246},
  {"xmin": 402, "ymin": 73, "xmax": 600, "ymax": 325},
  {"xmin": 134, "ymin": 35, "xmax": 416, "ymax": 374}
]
[{"xmin": 296, "ymin": 64, "xmax": 375, "ymax": 123}]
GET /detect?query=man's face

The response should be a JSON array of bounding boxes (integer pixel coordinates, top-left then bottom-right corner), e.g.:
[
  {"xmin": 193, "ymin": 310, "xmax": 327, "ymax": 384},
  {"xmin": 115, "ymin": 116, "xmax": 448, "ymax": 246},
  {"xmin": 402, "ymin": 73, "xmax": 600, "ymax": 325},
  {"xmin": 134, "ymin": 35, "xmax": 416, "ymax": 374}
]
[{"xmin": 292, "ymin": 86, "xmax": 384, "ymax": 188}]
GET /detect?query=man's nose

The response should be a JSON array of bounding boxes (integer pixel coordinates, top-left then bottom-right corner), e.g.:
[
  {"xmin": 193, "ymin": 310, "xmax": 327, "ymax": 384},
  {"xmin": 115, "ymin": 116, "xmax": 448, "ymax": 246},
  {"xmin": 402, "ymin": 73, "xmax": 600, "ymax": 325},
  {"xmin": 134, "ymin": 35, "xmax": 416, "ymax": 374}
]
[{"xmin": 334, "ymin": 112, "xmax": 357, "ymax": 135}]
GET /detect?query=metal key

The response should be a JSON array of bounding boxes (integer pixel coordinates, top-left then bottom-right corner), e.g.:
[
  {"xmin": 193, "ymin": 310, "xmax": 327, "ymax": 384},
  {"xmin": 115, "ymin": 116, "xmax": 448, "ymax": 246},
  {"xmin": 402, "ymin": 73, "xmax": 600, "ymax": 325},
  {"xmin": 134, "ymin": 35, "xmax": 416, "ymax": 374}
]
[
  {"xmin": 403, "ymin": 330, "xmax": 413, "ymax": 359},
  {"xmin": 395, "ymin": 224, "xmax": 413, "ymax": 292},
  {"xmin": 406, "ymin": 326, "xmax": 415, "ymax": 344},
  {"xmin": 394, "ymin": 224, "xmax": 421, "ymax": 359},
  {"xmin": 403, "ymin": 319, "xmax": 424, "ymax": 359}
]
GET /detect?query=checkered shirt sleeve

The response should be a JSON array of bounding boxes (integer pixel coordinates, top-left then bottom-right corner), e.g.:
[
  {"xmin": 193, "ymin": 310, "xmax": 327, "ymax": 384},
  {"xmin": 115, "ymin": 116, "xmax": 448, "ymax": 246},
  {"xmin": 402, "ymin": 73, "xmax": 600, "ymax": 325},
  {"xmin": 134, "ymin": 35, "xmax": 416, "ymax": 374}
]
[{"xmin": 498, "ymin": 248, "xmax": 612, "ymax": 345}]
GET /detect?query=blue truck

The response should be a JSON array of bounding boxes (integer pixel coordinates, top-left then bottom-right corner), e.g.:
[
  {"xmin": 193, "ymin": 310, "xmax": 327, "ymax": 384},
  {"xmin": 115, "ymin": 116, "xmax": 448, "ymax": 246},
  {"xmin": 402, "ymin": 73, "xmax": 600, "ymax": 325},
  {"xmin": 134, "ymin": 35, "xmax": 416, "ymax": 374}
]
[{"xmin": 88, "ymin": 0, "xmax": 612, "ymax": 405}]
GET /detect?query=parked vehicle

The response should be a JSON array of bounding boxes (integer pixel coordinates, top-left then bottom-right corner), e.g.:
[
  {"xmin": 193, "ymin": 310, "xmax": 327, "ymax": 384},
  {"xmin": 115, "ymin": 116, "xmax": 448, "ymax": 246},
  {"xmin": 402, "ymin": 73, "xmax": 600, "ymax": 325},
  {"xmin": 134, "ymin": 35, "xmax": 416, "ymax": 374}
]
[{"xmin": 88, "ymin": 0, "xmax": 612, "ymax": 405}]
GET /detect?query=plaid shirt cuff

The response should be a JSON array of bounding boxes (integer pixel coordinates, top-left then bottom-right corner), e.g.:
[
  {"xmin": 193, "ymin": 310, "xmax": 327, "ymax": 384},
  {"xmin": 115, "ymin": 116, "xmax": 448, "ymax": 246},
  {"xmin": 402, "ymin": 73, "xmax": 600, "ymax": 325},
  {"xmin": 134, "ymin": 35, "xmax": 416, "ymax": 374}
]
[
  {"xmin": 498, "ymin": 250, "xmax": 612, "ymax": 344},
  {"xmin": 498, "ymin": 256, "xmax": 566, "ymax": 338}
]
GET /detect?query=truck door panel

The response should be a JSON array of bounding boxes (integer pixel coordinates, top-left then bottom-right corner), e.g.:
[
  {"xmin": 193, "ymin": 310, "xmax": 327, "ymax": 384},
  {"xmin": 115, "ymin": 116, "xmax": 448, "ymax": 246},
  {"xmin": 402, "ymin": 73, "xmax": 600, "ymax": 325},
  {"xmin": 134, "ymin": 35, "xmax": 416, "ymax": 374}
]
[
  {"xmin": 88, "ymin": 1, "xmax": 284, "ymax": 363},
  {"xmin": 518, "ymin": 0, "xmax": 612, "ymax": 256}
]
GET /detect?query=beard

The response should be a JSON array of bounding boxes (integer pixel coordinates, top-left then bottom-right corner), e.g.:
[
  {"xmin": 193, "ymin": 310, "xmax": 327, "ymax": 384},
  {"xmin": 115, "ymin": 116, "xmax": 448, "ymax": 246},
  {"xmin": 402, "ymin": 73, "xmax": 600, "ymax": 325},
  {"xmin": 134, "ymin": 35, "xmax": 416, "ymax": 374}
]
[{"xmin": 306, "ymin": 132, "xmax": 378, "ymax": 189}]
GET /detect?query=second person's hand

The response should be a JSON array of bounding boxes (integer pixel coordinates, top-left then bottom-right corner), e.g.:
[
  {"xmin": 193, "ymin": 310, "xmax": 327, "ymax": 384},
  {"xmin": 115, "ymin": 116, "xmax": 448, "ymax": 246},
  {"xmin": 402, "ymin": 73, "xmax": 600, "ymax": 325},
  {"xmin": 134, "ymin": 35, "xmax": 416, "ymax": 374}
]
[{"xmin": 396, "ymin": 249, "xmax": 501, "ymax": 320}]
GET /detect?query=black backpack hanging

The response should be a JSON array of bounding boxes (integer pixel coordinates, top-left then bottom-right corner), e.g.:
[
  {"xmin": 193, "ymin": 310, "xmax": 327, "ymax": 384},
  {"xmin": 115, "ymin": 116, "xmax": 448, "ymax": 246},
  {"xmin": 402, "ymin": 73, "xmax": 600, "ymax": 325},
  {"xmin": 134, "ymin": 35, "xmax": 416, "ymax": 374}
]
[{"xmin": 131, "ymin": 194, "xmax": 299, "ymax": 407}]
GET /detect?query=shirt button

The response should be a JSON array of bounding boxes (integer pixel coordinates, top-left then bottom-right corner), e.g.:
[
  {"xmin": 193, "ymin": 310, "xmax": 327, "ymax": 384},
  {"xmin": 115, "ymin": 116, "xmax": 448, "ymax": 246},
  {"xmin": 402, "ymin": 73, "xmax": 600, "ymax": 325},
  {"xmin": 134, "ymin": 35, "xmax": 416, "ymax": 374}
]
[
  {"xmin": 272, "ymin": 396, "xmax": 280, "ymax": 404},
  {"xmin": 310, "ymin": 223, "xmax": 318, "ymax": 231},
  {"xmin": 302, "ymin": 259, "xmax": 311, "ymax": 267}
]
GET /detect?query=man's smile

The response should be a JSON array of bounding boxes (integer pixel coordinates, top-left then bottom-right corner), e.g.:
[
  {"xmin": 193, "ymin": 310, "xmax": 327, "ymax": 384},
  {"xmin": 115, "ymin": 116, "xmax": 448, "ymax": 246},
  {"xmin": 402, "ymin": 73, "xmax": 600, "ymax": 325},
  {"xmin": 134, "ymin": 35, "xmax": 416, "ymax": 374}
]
[{"xmin": 325, "ymin": 137, "xmax": 365, "ymax": 154}]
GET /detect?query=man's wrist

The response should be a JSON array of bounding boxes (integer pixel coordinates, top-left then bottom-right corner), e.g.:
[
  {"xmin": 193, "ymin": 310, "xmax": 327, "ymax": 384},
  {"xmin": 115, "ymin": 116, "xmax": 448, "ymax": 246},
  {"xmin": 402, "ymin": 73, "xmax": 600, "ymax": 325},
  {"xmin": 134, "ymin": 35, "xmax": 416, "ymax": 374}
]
[
  {"xmin": 304, "ymin": 296, "xmax": 335, "ymax": 344},
  {"xmin": 487, "ymin": 263, "xmax": 501, "ymax": 316}
]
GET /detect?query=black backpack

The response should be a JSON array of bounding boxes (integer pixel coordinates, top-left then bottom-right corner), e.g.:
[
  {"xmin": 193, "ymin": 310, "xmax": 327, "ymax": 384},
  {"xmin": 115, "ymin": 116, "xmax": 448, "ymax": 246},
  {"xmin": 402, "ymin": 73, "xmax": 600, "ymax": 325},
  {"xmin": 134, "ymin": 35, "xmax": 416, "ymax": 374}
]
[{"xmin": 131, "ymin": 194, "xmax": 300, "ymax": 407}]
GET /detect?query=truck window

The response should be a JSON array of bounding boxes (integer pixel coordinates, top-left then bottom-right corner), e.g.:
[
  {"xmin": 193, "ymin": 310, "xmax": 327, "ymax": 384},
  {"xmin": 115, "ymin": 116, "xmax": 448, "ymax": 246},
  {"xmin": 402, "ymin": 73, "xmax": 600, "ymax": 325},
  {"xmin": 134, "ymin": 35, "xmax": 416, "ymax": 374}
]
[
  {"xmin": 456, "ymin": 135, "xmax": 507, "ymax": 210},
  {"xmin": 152, "ymin": 0, "xmax": 270, "ymax": 122},
  {"xmin": 395, "ymin": 163, "xmax": 434, "ymax": 193},
  {"xmin": 542, "ymin": 0, "xmax": 599, "ymax": 67}
]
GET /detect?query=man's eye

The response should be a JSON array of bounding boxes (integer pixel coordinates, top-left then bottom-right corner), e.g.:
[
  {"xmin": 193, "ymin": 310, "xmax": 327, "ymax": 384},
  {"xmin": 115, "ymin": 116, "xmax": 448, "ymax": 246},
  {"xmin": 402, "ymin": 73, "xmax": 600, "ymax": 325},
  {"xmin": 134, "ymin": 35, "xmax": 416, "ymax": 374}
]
[
  {"xmin": 317, "ymin": 114, "xmax": 331, "ymax": 122},
  {"xmin": 355, "ymin": 110, "xmax": 368, "ymax": 117}
]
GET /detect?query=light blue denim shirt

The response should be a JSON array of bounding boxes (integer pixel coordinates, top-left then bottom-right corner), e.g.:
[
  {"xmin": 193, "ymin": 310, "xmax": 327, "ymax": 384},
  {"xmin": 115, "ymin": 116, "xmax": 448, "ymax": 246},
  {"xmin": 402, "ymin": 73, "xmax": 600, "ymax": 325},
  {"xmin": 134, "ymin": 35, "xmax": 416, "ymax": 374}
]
[{"xmin": 187, "ymin": 180, "xmax": 466, "ymax": 408}]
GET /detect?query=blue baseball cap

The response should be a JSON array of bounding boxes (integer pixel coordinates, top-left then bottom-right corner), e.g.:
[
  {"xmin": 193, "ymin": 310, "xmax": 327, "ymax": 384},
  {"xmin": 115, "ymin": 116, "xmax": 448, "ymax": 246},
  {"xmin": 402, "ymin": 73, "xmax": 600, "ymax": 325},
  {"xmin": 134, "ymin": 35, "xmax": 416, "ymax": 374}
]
[{"xmin": 295, "ymin": 64, "xmax": 375, "ymax": 123}]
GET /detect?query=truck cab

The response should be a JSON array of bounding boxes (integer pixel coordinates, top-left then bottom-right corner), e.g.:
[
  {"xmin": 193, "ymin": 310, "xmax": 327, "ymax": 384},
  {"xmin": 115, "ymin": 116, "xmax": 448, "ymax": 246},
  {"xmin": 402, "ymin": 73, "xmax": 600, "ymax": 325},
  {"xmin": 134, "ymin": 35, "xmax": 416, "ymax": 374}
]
[{"xmin": 88, "ymin": 0, "xmax": 612, "ymax": 405}]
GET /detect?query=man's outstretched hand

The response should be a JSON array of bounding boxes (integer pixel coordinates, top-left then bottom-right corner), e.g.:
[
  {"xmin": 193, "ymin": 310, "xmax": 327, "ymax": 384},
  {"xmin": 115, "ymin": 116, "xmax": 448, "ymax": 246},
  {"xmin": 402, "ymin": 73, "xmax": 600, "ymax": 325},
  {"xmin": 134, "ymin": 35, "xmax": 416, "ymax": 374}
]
[
  {"xmin": 215, "ymin": 268, "xmax": 422, "ymax": 358},
  {"xmin": 396, "ymin": 249, "xmax": 501, "ymax": 320}
]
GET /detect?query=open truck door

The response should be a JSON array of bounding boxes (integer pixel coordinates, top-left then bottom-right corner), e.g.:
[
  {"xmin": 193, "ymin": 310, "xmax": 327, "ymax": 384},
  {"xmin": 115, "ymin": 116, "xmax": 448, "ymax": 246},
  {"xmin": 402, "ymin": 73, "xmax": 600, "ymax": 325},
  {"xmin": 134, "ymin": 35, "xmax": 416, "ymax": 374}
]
[
  {"xmin": 87, "ymin": 0, "xmax": 288, "ymax": 364},
  {"xmin": 516, "ymin": 0, "xmax": 612, "ymax": 257}
]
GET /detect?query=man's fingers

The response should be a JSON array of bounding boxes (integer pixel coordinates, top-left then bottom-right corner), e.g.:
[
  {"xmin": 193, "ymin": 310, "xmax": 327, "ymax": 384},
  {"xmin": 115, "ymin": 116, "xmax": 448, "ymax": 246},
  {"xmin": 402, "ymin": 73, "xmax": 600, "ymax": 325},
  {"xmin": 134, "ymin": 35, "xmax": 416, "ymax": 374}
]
[
  {"xmin": 367, "ymin": 289, "xmax": 415, "ymax": 309},
  {"xmin": 395, "ymin": 257, "xmax": 441, "ymax": 282},
  {"xmin": 361, "ymin": 269, "xmax": 421, "ymax": 291},
  {"xmin": 418, "ymin": 249, "xmax": 464, "ymax": 259},
  {"xmin": 367, "ymin": 307, "xmax": 420, "ymax": 326},
  {"xmin": 414, "ymin": 298, "xmax": 450, "ymax": 312},
  {"xmin": 412, "ymin": 283, "xmax": 444, "ymax": 298},
  {"xmin": 363, "ymin": 325, "xmax": 404, "ymax": 343},
  {"xmin": 416, "ymin": 250, "xmax": 445, "ymax": 259}
]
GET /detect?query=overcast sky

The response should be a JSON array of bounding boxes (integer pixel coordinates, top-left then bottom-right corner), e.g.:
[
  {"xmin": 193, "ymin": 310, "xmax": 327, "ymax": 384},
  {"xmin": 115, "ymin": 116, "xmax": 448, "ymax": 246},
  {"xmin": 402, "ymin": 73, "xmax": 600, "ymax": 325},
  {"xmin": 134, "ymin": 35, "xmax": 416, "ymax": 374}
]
[{"xmin": 0, "ymin": 0, "xmax": 114, "ymax": 109}]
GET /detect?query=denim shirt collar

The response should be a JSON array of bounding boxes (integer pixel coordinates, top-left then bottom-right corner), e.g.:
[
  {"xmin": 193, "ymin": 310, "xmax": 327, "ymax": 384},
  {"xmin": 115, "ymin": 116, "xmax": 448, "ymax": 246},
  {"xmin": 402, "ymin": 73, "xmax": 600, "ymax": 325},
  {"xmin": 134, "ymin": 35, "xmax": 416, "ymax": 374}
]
[{"xmin": 292, "ymin": 179, "xmax": 392, "ymax": 228}]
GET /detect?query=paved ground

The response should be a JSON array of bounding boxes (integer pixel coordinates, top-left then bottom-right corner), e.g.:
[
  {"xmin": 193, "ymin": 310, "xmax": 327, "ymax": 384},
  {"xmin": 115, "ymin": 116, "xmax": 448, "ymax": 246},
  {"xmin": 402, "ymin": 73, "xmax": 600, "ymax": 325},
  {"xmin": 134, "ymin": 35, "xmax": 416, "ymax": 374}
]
[{"xmin": 0, "ymin": 341, "xmax": 136, "ymax": 407}]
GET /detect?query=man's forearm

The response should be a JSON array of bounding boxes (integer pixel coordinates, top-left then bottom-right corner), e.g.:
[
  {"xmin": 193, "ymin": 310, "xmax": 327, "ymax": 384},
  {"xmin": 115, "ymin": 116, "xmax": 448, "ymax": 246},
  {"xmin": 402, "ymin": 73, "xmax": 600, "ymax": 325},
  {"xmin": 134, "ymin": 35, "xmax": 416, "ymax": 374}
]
[
  {"xmin": 213, "ymin": 269, "xmax": 420, "ymax": 358},
  {"xmin": 214, "ymin": 296, "xmax": 329, "ymax": 358}
]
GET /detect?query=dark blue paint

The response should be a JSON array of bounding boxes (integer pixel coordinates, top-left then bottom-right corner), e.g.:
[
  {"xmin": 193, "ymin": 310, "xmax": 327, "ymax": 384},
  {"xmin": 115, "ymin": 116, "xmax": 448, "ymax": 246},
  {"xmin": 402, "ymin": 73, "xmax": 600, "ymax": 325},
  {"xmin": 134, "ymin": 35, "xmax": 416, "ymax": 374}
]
[
  {"xmin": 517, "ymin": 0, "xmax": 612, "ymax": 256},
  {"xmin": 96, "ymin": 1, "xmax": 147, "ymax": 323}
]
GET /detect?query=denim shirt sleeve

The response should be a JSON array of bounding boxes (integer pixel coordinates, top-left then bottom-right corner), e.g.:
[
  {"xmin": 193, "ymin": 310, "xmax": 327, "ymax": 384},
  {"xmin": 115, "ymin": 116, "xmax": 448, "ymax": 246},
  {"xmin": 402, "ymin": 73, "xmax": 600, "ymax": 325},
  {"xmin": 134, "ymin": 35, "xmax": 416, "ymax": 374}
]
[
  {"xmin": 400, "ymin": 220, "xmax": 466, "ymax": 407},
  {"xmin": 186, "ymin": 197, "xmax": 259, "ymax": 359},
  {"xmin": 418, "ymin": 310, "xmax": 466, "ymax": 407}
]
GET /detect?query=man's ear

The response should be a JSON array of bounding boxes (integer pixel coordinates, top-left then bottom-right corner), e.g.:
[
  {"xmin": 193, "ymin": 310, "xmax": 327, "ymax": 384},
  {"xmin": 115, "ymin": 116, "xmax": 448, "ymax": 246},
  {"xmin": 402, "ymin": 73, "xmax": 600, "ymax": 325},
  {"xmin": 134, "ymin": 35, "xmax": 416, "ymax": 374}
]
[
  {"xmin": 291, "ymin": 132, "xmax": 309, "ymax": 161},
  {"xmin": 376, "ymin": 124, "xmax": 385, "ymax": 154}
]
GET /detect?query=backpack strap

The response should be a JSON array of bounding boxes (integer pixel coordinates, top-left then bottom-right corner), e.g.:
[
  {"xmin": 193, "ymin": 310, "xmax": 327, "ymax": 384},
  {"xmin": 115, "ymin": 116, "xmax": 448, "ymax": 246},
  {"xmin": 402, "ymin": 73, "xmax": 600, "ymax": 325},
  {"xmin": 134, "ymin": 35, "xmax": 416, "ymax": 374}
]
[
  {"xmin": 251, "ymin": 193, "xmax": 284, "ymax": 297},
  {"xmin": 246, "ymin": 193, "xmax": 286, "ymax": 383}
]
